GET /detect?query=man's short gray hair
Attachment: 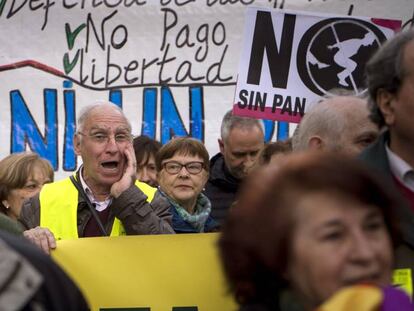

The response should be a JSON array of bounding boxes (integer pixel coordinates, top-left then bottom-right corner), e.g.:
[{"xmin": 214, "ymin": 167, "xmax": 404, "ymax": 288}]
[
  {"xmin": 77, "ymin": 101, "xmax": 131, "ymax": 133},
  {"xmin": 292, "ymin": 97, "xmax": 348, "ymax": 152},
  {"xmin": 366, "ymin": 29, "xmax": 414, "ymax": 128},
  {"xmin": 220, "ymin": 110, "xmax": 264, "ymax": 142}
]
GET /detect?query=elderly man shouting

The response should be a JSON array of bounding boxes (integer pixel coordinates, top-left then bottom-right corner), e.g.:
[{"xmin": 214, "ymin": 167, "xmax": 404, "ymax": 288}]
[{"xmin": 20, "ymin": 102, "xmax": 174, "ymax": 253}]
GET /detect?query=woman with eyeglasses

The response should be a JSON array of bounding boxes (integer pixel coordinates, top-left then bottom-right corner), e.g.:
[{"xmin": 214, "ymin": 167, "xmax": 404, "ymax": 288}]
[{"xmin": 155, "ymin": 137, "xmax": 218, "ymax": 233}]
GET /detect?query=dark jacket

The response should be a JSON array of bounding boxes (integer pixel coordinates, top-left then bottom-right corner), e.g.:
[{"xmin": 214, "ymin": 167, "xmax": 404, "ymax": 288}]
[
  {"xmin": 0, "ymin": 231, "xmax": 89, "ymax": 310},
  {"xmin": 359, "ymin": 131, "xmax": 414, "ymax": 294},
  {"xmin": 19, "ymin": 177, "xmax": 175, "ymax": 236},
  {"xmin": 204, "ymin": 153, "xmax": 241, "ymax": 225}
]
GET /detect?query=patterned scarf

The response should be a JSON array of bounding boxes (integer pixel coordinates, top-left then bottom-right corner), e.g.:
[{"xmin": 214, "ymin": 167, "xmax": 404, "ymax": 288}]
[{"xmin": 159, "ymin": 189, "xmax": 211, "ymax": 232}]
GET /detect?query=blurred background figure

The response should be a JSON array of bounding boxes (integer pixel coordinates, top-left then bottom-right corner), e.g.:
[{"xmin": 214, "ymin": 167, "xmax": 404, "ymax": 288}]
[
  {"xmin": 133, "ymin": 135, "xmax": 162, "ymax": 187},
  {"xmin": 219, "ymin": 153, "xmax": 408, "ymax": 311},
  {"xmin": 292, "ymin": 94, "xmax": 379, "ymax": 156},
  {"xmin": 258, "ymin": 139, "xmax": 292, "ymax": 166},
  {"xmin": 0, "ymin": 152, "xmax": 53, "ymax": 221},
  {"xmin": 156, "ymin": 137, "xmax": 218, "ymax": 233},
  {"xmin": 205, "ymin": 110, "xmax": 265, "ymax": 226}
]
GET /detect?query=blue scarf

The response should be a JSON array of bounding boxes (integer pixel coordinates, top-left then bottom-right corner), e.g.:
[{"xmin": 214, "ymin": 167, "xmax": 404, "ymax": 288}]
[{"xmin": 159, "ymin": 190, "xmax": 211, "ymax": 232}]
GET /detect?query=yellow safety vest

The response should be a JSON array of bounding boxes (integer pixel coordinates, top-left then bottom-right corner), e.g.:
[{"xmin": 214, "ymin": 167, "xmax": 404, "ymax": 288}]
[{"xmin": 40, "ymin": 177, "xmax": 156, "ymax": 240}]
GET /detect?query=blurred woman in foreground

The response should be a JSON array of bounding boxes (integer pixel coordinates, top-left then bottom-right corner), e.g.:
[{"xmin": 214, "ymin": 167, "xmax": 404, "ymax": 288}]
[
  {"xmin": 219, "ymin": 152, "xmax": 412, "ymax": 311},
  {"xmin": 0, "ymin": 152, "xmax": 53, "ymax": 221}
]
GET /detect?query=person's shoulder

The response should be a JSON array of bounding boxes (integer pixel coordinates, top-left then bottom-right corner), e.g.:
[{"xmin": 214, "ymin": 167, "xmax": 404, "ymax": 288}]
[
  {"xmin": 208, "ymin": 153, "xmax": 240, "ymax": 187},
  {"xmin": 135, "ymin": 180, "xmax": 157, "ymax": 202},
  {"xmin": 19, "ymin": 193, "xmax": 41, "ymax": 229},
  {"xmin": 0, "ymin": 231, "xmax": 89, "ymax": 310},
  {"xmin": 210, "ymin": 152, "xmax": 223, "ymax": 163},
  {"xmin": 358, "ymin": 131, "xmax": 392, "ymax": 177},
  {"xmin": 41, "ymin": 177, "xmax": 72, "ymax": 190},
  {"xmin": 359, "ymin": 131, "xmax": 388, "ymax": 162},
  {"xmin": 37, "ymin": 177, "xmax": 75, "ymax": 201},
  {"xmin": 205, "ymin": 215, "xmax": 220, "ymax": 232},
  {"xmin": 0, "ymin": 213, "xmax": 24, "ymax": 235}
]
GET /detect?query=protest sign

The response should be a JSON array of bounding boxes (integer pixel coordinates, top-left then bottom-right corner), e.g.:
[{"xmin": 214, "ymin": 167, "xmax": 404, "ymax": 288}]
[
  {"xmin": 233, "ymin": 7, "xmax": 401, "ymax": 122},
  {"xmin": 52, "ymin": 233, "xmax": 412, "ymax": 310},
  {"xmin": 0, "ymin": 1, "xmax": 412, "ymax": 178},
  {"xmin": 52, "ymin": 233, "xmax": 235, "ymax": 311}
]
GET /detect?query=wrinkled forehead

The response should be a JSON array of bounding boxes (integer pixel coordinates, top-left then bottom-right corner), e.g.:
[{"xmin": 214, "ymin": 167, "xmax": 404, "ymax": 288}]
[
  {"xmin": 83, "ymin": 106, "xmax": 131, "ymax": 132},
  {"xmin": 291, "ymin": 190, "xmax": 383, "ymax": 227},
  {"xmin": 88, "ymin": 124, "xmax": 131, "ymax": 133},
  {"xmin": 163, "ymin": 150, "xmax": 204, "ymax": 162}
]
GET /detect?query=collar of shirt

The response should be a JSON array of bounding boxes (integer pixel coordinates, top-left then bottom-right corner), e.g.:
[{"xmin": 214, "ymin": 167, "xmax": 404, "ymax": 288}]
[
  {"xmin": 78, "ymin": 167, "xmax": 112, "ymax": 212},
  {"xmin": 385, "ymin": 143, "xmax": 414, "ymax": 192}
]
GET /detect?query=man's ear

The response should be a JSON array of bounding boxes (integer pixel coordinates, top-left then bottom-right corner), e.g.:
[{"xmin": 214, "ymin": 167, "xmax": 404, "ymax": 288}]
[
  {"xmin": 73, "ymin": 134, "xmax": 82, "ymax": 156},
  {"xmin": 308, "ymin": 136, "xmax": 324, "ymax": 150},
  {"xmin": 377, "ymin": 89, "xmax": 395, "ymax": 126},
  {"xmin": 218, "ymin": 138, "xmax": 225, "ymax": 154}
]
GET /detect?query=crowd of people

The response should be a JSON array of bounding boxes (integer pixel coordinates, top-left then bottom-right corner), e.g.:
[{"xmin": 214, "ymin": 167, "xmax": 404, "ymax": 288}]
[{"xmin": 0, "ymin": 27, "xmax": 414, "ymax": 311}]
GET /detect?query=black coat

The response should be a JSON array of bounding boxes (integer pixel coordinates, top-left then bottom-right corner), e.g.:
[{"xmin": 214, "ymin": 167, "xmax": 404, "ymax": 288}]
[
  {"xmin": 359, "ymin": 131, "xmax": 414, "ymax": 296},
  {"xmin": 204, "ymin": 153, "xmax": 241, "ymax": 225}
]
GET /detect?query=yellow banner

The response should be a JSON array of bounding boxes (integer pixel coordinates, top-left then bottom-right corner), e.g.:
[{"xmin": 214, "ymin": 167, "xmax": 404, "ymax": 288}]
[
  {"xmin": 393, "ymin": 269, "xmax": 413, "ymax": 299},
  {"xmin": 52, "ymin": 233, "xmax": 236, "ymax": 311}
]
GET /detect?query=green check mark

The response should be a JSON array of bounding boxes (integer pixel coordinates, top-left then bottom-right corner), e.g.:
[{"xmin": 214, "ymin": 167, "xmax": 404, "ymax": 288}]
[
  {"xmin": 0, "ymin": 0, "xmax": 7, "ymax": 17},
  {"xmin": 63, "ymin": 50, "xmax": 80, "ymax": 74},
  {"xmin": 65, "ymin": 23, "xmax": 86, "ymax": 50}
]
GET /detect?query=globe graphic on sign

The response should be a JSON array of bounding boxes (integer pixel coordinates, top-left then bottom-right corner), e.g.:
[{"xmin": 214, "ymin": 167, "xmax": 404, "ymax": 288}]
[{"xmin": 297, "ymin": 18, "xmax": 386, "ymax": 96}]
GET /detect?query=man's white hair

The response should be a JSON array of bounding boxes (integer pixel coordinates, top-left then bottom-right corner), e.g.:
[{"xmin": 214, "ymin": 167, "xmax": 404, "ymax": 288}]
[
  {"xmin": 292, "ymin": 99, "xmax": 346, "ymax": 152},
  {"xmin": 77, "ymin": 100, "xmax": 131, "ymax": 133},
  {"xmin": 292, "ymin": 91, "xmax": 368, "ymax": 152}
]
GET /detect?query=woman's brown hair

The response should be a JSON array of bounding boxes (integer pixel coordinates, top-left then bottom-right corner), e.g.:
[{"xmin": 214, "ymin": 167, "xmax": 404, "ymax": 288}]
[
  {"xmin": 0, "ymin": 152, "xmax": 54, "ymax": 214},
  {"xmin": 219, "ymin": 152, "xmax": 402, "ymax": 308}
]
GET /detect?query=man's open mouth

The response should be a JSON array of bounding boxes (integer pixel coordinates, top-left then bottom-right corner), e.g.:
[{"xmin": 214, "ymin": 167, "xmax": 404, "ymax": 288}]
[{"xmin": 101, "ymin": 161, "xmax": 119, "ymax": 169}]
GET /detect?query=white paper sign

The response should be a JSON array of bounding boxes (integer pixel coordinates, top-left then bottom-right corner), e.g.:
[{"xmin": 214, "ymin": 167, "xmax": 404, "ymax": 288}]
[{"xmin": 234, "ymin": 7, "xmax": 401, "ymax": 123}]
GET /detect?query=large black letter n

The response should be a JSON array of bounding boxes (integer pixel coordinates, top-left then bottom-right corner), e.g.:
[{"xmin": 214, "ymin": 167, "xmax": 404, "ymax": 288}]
[{"xmin": 247, "ymin": 12, "xmax": 296, "ymax": 88}]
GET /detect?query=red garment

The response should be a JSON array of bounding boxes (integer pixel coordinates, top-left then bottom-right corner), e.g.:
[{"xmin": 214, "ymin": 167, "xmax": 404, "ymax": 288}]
[
  {"xmin": 393, "ymin": 175, "xmax": 414, "ymax": 214},
  {"xmin": 83, "ymin": 207, "xmax": 110, "ymax": 237}
]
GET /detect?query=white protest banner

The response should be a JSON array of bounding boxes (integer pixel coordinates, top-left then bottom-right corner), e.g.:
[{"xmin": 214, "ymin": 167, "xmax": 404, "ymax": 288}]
[
  {"xmin": 0, "ymin": 1, "xmax": 412, "ymax": 179},
  {"xmin": 233, "ymin": 7, "xmax": 402, "ymax": 123}
]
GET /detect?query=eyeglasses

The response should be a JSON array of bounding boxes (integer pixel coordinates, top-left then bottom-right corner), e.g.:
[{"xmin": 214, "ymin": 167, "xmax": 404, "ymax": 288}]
[
  {"xmin": 163, "ymin": 161, "xmax": 204, "ymax": 175},
  {"xmin": 77, "ymin": 131, "xmax": 132, "ymax": 144}
]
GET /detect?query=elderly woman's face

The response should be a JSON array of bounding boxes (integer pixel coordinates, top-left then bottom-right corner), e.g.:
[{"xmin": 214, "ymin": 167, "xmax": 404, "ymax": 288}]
[
  {"xmin": 158, "ymin": 153, "xmax": 208, "ymax": 209},
  {"xmin": 286, "ymin": 192, "xmax": 393, "ymax": 309}
]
